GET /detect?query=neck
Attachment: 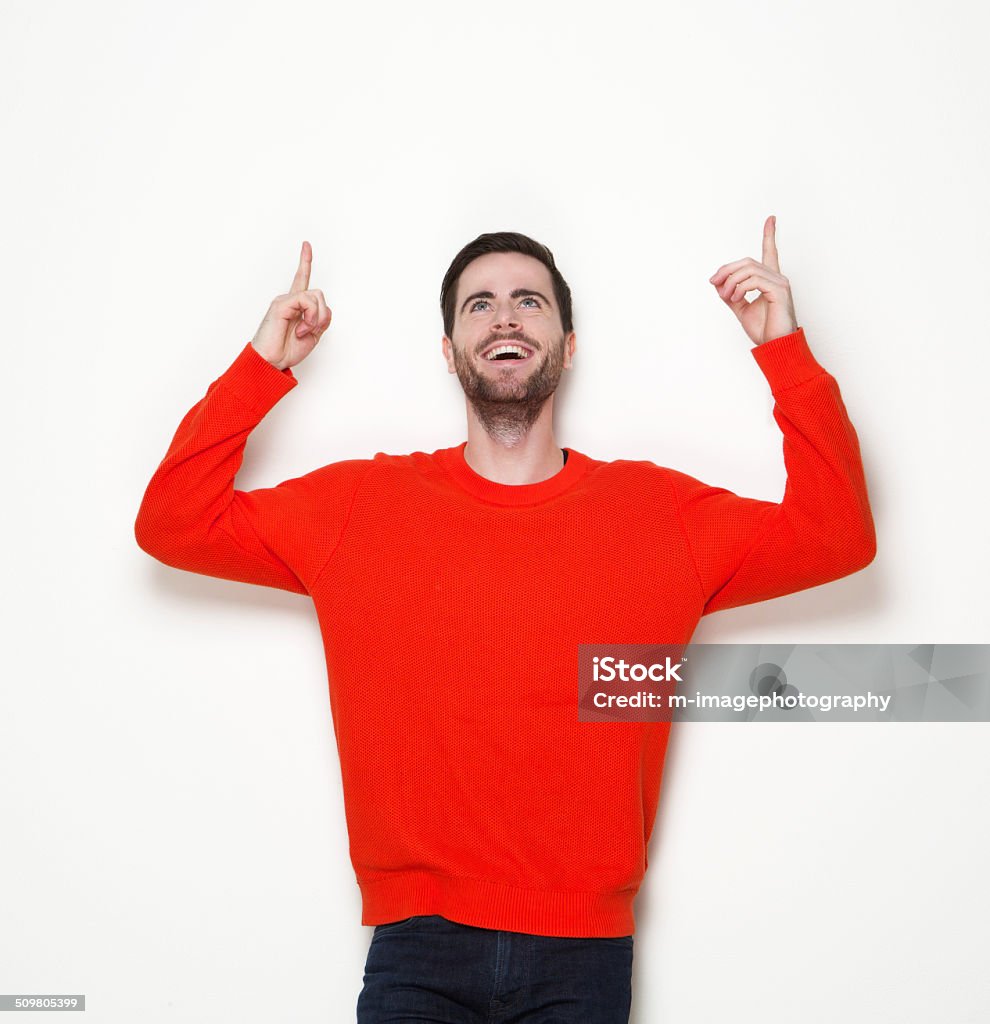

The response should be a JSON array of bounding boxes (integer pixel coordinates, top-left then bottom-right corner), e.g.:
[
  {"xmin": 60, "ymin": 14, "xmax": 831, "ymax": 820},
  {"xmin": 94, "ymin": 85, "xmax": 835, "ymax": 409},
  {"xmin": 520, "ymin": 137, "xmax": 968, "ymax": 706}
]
[{"xmin": 463, "ymin": 397, "xmax": 564, "ymax": 485}]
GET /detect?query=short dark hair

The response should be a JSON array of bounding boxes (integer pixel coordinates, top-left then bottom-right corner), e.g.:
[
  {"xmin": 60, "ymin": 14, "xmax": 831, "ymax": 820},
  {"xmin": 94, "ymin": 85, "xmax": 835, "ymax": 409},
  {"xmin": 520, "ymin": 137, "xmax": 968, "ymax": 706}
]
[{"xmin": 440, "ymin": 231, "xmax": 574, "ymax": 338}]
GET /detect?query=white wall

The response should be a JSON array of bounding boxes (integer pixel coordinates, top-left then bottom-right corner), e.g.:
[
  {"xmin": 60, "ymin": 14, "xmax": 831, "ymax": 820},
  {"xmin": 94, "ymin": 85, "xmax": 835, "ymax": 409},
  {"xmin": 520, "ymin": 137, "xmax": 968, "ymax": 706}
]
[{"xmin": 2, "ymin": 1, "xmax": 988, "ymax": 1021}]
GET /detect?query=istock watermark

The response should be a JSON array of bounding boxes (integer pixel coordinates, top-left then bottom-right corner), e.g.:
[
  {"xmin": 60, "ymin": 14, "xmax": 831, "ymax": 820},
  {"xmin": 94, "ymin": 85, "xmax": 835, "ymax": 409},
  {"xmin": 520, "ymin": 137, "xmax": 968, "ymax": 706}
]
[{"xmin": 577, "ymin": 644, "xmax": 990, "ymax": 722}]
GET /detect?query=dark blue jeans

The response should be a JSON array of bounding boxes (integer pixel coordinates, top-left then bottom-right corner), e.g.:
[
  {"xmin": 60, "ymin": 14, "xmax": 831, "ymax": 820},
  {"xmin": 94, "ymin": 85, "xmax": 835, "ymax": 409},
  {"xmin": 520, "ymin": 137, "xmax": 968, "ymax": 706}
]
[{"xmin": 356, "ymin": 913, "xmax": 633, "ymax": 1024}]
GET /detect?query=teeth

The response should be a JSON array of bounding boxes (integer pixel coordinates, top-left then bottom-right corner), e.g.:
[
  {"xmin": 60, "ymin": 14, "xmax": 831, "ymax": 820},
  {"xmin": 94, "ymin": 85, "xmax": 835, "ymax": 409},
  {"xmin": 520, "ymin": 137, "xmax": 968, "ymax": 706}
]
[{"xmin": 485, "ymin": 344, "xmax": 529, "ymax": 360}]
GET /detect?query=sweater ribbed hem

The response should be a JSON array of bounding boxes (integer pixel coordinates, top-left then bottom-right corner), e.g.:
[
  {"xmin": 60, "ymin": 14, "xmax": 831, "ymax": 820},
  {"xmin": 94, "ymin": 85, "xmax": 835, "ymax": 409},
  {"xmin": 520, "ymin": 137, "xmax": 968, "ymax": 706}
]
[
  {"xmin": 750, "ymin": 326, "xmax": 827, "ymax": 392},
  {"xmin": 357, "ymin": 870, "xmax": 638, "ymax": 938},
  {"xmin": 216, "ymin": 341, "xmax": 298, "ymax": 418},
  {"xmin": 435, "ymin": 442, "xmax": 593, "ymax": 506}
]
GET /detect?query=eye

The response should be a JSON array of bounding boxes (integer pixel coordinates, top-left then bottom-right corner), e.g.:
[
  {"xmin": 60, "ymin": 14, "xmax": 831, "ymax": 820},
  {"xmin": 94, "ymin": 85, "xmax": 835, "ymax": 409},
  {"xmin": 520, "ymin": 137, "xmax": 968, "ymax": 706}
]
[{"xmin": 469, "ymin": 296, "xmax": 541, "ymax": 312}]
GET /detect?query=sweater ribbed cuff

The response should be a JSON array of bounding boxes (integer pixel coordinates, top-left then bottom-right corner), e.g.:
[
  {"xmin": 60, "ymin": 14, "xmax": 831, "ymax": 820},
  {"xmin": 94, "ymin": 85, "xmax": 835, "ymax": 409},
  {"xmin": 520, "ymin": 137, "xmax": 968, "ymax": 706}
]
[
  {"xmin": 750, "ymin": 327, "xmax": 828, "ymax": 392},
  {"xmin": 217, "ymin": 341, "xmax": 298, "ymax": 418}
]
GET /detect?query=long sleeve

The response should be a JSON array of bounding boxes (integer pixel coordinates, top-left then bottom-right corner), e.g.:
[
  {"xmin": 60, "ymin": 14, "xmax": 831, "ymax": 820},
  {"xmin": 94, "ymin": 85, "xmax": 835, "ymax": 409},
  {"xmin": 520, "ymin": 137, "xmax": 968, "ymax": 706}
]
[
  {"xmin": 665, "ymin": 327, "xmax": 877, "ymax": 617},
  {"xmin": 134, "ymin": 342, "xmax": 373, "ymax": 595}
]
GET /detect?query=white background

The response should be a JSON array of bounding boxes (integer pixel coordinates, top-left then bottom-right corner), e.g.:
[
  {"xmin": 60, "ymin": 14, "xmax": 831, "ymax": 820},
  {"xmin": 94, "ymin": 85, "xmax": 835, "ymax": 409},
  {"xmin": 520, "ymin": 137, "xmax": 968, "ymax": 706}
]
[{"xmin": 2, "ymin": 1, "xmax": 988, "ymax": 1021}]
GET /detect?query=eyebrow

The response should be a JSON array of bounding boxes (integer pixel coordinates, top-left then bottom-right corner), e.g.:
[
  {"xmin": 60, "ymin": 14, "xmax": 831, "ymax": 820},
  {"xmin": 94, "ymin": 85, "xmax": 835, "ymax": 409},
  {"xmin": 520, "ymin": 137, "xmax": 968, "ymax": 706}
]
[{"xmin": 459, "ymin": 287, "xmax": 553, "ymax": 315}]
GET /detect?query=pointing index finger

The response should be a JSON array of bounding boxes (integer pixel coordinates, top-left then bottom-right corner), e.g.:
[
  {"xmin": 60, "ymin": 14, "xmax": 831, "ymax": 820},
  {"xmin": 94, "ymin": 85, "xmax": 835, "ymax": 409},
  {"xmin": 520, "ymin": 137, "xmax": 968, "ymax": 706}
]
[
  {"xmin": 290, "ymin": 240, "xmax": 312, "ymax": 294},
  {"xmin": 762, "ymin": 216, "xmax": 780, "ymax": 272}
]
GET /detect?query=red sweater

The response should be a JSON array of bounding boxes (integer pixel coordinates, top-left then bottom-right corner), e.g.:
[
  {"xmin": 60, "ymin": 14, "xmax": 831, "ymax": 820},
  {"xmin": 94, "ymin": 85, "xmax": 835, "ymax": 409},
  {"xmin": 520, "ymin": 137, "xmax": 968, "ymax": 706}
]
[{"xmin": 134, "ymin": 327, "xmax": 876, "ymax": 938}]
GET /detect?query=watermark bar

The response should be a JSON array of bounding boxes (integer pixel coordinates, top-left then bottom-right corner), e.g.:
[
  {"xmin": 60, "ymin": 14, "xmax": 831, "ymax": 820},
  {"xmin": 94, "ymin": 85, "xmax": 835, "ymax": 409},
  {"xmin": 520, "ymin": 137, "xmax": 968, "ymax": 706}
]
[
  {"xmin": 578, "ymin": 644, "xmax": 990, "ymax": 722},
  {"xmin": 0, "ymin": 995, "xmax": 85, "ymax": 1011}
]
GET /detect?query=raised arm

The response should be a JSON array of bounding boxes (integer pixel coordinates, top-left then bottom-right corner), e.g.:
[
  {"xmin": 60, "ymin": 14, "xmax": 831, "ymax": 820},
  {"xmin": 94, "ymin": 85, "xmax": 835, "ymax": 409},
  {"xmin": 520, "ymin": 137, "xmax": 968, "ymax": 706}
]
[
  {"xmin": 666, "ymin": 327, "xmax": 877, "ymax": 617},
  {"xmin": 134, "ymin": 241, "xmax": 371, "ymax": 594}
]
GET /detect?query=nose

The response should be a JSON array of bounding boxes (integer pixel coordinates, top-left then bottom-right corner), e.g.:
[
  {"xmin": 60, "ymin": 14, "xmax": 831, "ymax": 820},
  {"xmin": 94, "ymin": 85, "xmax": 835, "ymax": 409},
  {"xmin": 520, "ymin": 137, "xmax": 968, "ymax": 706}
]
[{"xmin": 492, "ymin": 302, "xmax": 521, "ymax": 331}]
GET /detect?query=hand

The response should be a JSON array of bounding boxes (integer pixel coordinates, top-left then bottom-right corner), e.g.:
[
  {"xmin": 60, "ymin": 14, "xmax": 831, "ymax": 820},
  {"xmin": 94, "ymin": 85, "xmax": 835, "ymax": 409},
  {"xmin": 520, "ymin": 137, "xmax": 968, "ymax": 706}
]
[
  {"xmin": 709, "ymin": 216, "xmax": 798, "ymax": 346},
  {"xmin": 250, "ymin": 240, "xmax": 333, "ymax": 370}
]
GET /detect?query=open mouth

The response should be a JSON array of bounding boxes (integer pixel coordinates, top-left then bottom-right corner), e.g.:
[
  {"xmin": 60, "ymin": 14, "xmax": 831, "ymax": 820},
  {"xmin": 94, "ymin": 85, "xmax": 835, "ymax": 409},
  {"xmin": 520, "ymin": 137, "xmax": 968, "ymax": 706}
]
[{"xmin": 482, "ymin": 343, "xmax": 534, "ymax": 363}]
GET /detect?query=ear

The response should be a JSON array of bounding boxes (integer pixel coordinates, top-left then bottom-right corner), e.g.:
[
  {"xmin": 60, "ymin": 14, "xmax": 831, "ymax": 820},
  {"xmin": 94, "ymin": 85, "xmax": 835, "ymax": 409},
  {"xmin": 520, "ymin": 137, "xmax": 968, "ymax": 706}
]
[
  {"xmin": 441, "ymin": 335, "xmax": 457, "ymax": 374},
  {"xmin": 563, "ymin": 331, "xmax": 577, "ymax": 370}
]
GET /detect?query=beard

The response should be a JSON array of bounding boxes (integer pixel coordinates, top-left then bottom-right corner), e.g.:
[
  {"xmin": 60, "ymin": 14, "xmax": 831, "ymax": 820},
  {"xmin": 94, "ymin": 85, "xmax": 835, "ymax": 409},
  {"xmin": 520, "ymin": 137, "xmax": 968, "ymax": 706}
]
[{"xmin": 451, "ymin": 330, "xmax": 567, "ymax": 446}]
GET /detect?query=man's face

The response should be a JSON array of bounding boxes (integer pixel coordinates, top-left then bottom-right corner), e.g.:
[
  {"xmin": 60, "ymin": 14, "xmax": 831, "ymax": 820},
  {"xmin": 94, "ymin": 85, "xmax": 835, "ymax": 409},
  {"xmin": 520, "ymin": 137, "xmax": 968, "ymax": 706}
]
[{"xmin": 442, "ymin": 251, "xmax": 576, "ymax": 406}]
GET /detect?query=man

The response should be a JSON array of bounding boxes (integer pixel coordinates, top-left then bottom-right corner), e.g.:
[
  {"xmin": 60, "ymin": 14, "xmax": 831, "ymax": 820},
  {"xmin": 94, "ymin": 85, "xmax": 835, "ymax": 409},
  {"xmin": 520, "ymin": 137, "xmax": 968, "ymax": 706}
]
[{"xmin": 135, "ymin": 220, "xmax": 876, "ymax": 1024}]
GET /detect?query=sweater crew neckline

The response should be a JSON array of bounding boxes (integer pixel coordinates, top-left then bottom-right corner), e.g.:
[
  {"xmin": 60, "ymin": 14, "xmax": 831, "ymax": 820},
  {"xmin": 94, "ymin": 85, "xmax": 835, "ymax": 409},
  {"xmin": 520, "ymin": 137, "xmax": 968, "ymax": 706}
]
[{"xmin": 436, "ymin": 441, "xmax": 591, "ymax": 506}]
